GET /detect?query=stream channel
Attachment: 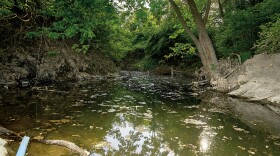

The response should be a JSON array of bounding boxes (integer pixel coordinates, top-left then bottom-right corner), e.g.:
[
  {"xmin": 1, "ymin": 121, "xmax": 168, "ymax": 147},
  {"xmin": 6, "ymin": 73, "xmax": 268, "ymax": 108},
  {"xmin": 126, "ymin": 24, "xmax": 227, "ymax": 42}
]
[{"xmin": 1, "ymin": 72, "xmax": 280, "ymax": 155}]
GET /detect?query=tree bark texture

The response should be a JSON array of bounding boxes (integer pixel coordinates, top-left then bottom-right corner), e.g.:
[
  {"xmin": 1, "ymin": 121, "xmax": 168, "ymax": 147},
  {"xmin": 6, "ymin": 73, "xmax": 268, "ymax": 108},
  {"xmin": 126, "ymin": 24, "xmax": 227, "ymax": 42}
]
[
  {"xmin": 169, "ymin": 0, "xmax": 220, "ymax": 78},
  {"xmin": 203, "ymin": 0, "xmax": 212, "ymax": 24}
]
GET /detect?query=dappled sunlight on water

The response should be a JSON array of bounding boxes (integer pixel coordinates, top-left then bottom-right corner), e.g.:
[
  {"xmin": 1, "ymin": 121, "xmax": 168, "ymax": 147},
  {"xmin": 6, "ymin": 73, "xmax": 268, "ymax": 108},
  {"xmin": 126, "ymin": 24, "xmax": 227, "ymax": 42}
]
[
  {"xmin": 1, "ymin": 76, "xmax": 280, "ymax": 155},
  {"xmin": 199, "ymin": 128, "xmax": 216, "ymax": 153}
]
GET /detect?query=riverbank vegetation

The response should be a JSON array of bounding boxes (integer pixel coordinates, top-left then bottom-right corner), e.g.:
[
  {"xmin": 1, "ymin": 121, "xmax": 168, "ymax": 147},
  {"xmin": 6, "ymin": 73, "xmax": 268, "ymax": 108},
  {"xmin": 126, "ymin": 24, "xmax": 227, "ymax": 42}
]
[
  {"xmin": 1, "ymin": 1, "xmax": 280, "ymax": 155},
  {"xmin": 0, "ymin": 0, "xmax": 279, "ymax": 84}
]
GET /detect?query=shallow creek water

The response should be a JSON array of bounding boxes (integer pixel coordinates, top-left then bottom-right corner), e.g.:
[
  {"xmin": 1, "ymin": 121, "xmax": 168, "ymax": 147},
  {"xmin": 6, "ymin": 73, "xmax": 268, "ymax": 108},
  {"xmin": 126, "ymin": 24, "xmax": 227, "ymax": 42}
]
[{"xmin": 1, "ymin": 75, "xmax": 280, "ymax": 156}]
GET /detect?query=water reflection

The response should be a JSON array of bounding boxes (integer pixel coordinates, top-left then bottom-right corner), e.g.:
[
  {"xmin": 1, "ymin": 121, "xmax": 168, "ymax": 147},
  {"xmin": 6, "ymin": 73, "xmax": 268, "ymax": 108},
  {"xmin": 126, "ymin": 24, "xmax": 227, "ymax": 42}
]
[
  {"xmin": 199, "ymin": 128, "xmax": 217, "ymax": 153},
  {"xmin": 1, "ymin": 78, "xmax": 280, "ymax": 156},
  {"xmin": 200, "ymin": 138, "xmax": 209, "ymax": 152},
  {"xmin": 97, "ymin": 110, "xmax": 177, "ymax": 156}
]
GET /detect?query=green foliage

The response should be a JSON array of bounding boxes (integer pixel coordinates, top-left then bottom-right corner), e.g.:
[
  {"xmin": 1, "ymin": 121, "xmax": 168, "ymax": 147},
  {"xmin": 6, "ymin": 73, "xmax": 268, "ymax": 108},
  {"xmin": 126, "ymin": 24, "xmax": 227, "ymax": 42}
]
[
  {"xmin": 132, "ymin": 57, "xmax": 156, "ymax": 71},
  {"xmin": 108, "ymin": 28, "xmax": 134, "ymax": 61},
  {"xmin": 27, "ymin": 0, "xmax": 117, "ymax": 44},
  {"xmin": 214, "ymin": 10, "xmax": 257, "ymax": 57},
  {"xmin": 0, "ymin": 0, "xmax": 13, "ymax": 17},
  {"xmin": 145, "ymin": 26, "xmax": 173, "ymax": 60},
  {"xmin": 132, "ymin": 31, "xmax": 150, "ymax": 50},
  {"xmin": 114, "ymin": 7, "xmax": 162, "ymax": 61},
  {"xmin": 135, "ymin": 9, "xmax": 148, "ymax": 23},
  {"xmin": 149, "ymin": 0, "xmax": 169, "ymax": 24},
  {"xmin": 47, "ymin": 50, "xmax": 59, "ymax": 57},
  {"xmin": 26, "ymin": 28, "xmax": 51, "ymax": 38},
  {"xmin": 24, "ymin": 0, "xmax": 124, "ymax": 58},
  {"xmin": 71, "ymin": 44, "xmax": 90, "ymax": 54},
  {"xmin": 210, "ymin": 64, "xmax": 217, "ymax": 70},
  {"xmin": 254, "ymin": 16, "xmax": 280, "ymax": 54},
  {"xmin": 240, "ymin": 51, "xmax": 253, "ymax": 62},
  {"xmin": 214, "ymin": 0, "xmax": 280, "ymax": 57},
  {"xmin": 145, "ymin": 21, "xmax": 196, "ymax": 65},
  {"xmin": 223, "ymin": 0, "xmax": 264, "ymax": 12},
  {"xmin": 6, "ymin": 0, "xmax": 280, "ymax": 73},
  {"xmin": 166, "ymin": 43, "xmax": 196, "ymax": 60}
]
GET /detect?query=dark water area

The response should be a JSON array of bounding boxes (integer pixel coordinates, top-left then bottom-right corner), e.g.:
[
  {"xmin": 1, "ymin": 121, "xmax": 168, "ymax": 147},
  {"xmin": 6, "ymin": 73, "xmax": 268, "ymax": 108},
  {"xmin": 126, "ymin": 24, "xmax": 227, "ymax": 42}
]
[{"xmin": 0, "ymin": 75, "xmax": 280, "ymax": 156}]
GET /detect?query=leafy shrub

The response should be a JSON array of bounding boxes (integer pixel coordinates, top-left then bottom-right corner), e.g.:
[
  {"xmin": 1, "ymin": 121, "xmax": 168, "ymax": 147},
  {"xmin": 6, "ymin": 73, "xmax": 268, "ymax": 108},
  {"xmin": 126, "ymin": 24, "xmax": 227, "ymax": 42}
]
[
  {"xmin": 254, "ymin": 17, "xmax": 280, "ymax": 54},
  {"xmin": 71, "ymin": 44, "xmax": 90, "ymax": 54},
  {"xmin": 167, "ymin": 43, "xmax": 196, "ymax": 60},
  {"xmin": 47, "ymin": 51, "xmax": 59, "ymax": 57},
  {"xmin": 214, "ymin": 0, "xmax": 280, "ymax": 57},
  {"xmin": 145, "ymin": 23, "xmax": 194, "ymax": 64},
  {"xmin": 240, "ymin": 51, "xmax": 253, "ymax": 62},
  {"xmin": 132, "ymin": 57, "xmax": 156, "ymax": 71},
  {"xmin": 145, "ymin": 26, "xmax": 174, "ymax": 60}
]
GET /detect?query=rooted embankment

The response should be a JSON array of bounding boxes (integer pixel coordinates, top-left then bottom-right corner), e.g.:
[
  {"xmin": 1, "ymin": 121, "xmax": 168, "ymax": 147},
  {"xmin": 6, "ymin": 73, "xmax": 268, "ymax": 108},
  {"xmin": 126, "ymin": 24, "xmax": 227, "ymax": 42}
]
[
  {"xmin": 0, "ymin": 41, "xmax": 117, "ymax": 87},
  {"xmin": 227, "ymin": 53, "xmax": 280, "ymax": 114}
]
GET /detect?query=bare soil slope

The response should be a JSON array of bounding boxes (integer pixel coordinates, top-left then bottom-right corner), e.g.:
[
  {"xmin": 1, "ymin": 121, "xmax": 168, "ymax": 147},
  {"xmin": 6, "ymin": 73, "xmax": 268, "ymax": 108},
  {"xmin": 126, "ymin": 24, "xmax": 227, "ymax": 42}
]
[{"xmin": 0, "ymin": 41, "xmax": 117, "ymax": 87}]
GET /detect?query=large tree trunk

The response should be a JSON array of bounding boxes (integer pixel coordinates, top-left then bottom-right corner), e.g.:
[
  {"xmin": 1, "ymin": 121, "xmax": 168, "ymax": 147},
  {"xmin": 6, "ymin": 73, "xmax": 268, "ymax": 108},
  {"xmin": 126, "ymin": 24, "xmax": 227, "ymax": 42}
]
[
  {"xmin": 168, "ymin": 0, "xmax": 208, "ymax": 69},
  {"xmin": 169, "ymin": 0, "xmax": 220, "ymax": 79},
  {"xmin": 186, "ymin": 0, "xmax": 218, "ymax": 65}
]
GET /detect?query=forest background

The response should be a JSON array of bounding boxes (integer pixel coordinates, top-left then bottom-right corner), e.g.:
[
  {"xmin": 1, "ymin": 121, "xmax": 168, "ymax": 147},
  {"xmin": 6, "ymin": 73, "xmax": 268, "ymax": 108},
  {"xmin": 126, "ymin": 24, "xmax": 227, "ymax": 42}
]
[{"xmin": 0, "ymin": 0, "xmax": 279, "ymax": 83}]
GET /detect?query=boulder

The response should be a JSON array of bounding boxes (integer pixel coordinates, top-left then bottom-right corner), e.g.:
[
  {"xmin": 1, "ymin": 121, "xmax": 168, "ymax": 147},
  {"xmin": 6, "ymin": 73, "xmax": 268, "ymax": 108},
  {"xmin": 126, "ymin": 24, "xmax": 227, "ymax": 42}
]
[{"xmin": 229, "ymin": 53, "xmax": 280, "ymax": 105}]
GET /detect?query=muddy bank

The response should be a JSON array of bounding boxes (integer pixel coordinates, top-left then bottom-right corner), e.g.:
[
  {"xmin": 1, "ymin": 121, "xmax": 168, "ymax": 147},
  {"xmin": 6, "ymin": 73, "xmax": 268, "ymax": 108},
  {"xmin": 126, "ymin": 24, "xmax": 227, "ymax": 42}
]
[{"xmin": 0, "ymin": 41, "xmax": 118, "ymax": 88}]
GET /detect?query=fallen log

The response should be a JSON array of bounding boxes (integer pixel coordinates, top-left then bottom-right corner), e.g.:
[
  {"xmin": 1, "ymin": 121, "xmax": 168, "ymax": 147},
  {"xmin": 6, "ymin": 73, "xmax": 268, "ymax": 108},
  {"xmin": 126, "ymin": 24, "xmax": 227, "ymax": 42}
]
[{"xmin": 0, "ymin": 125, "xmax": 90, "ymax": 156}]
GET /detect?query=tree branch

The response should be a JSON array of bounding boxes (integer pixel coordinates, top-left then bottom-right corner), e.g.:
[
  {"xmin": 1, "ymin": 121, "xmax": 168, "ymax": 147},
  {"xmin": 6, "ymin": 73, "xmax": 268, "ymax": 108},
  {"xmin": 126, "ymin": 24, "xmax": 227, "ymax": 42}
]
[
  {"xmin": 203, "ymin": 0, "xmax": 211, "ymax": 24},
  {"xmin": 184, "ymin": 0, "xmax": 205, "ymax": 32},
  {"xmin": 218, "ymin": 0, "xmax": 224, "ymax": 18},
  {"xmin": 168, "ymin": 0, "xmax": 198, "ymax": 44}
]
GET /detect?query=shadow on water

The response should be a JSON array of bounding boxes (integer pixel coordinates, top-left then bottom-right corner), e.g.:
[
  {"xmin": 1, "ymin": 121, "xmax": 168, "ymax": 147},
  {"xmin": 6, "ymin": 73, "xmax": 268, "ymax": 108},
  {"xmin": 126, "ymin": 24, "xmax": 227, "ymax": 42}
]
[{"xmin": 0, "ymin": 74, "xmax": 280, "ymax": 155}]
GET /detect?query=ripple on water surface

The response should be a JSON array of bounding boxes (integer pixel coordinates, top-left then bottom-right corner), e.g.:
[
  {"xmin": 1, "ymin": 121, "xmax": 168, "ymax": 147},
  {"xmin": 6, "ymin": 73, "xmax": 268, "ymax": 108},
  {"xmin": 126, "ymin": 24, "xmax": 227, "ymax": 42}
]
[{"xmin": 0, "ymin": 78, "xmax": 280, "ymax": 156}]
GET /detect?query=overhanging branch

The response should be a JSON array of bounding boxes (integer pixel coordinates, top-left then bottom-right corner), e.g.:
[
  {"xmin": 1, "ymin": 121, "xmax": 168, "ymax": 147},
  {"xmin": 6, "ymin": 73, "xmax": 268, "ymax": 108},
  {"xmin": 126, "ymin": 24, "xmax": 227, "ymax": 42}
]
[{"xmin": 168, "ymin": 0, "xmax": 198, "ymax": 44}]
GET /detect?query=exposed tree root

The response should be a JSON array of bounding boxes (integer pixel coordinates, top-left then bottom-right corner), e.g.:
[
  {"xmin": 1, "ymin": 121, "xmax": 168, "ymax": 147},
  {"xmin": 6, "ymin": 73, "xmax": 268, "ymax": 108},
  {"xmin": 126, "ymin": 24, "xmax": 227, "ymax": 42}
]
[{"xmin": 193, "ymin": 54, "xmax": 242, "ymax": 92}]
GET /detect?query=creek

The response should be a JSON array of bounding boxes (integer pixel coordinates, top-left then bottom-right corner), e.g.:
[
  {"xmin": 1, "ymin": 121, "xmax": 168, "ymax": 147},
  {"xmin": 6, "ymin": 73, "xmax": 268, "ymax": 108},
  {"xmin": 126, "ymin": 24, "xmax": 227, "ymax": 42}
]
[{"xmin": 0, "ymin": 73, "xmax": 279, "ymax": 156}]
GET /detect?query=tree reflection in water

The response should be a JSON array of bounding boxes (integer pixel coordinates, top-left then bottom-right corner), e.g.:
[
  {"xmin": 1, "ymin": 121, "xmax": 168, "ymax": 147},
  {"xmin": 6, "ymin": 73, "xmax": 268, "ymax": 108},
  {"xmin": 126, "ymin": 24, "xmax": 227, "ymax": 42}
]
[{"xmin": 100, "ymin": 112, "xmax": 176, "ymax": 155}]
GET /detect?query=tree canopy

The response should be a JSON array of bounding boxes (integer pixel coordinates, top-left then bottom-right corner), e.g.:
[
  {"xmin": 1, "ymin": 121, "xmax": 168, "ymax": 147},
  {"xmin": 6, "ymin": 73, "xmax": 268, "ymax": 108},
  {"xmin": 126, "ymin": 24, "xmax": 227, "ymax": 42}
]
[{"xmin": 1, "ymin": 0, "xmax": 279, "ymax": 73}]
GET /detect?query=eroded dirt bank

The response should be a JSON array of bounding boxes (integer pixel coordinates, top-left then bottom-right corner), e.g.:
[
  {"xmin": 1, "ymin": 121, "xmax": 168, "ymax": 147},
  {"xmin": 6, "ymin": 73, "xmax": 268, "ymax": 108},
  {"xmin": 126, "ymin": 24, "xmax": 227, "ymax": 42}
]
[{"xmin": 0, "ymin": 41, "xmax": 117, "ymax": 88}]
